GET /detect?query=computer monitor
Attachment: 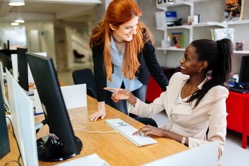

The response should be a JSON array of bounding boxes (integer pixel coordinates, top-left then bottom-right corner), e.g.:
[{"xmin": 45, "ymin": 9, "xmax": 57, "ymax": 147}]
[
  {"xmin": 0, "ymin": 62, "xmax": 10, "ymax": 113},
  {"xmin": 239, "ymin": 56, "xmax": 249, "ymax": 84},
  {"xmin": 143, "ymin": 142, "xmax": 218, "ymax": 166},
  {"xmin": 6, "ymin": 69, "xmax": 38, "ymax": 166},
  {"xmin": 0, "ymin": 50, "xmax": 14, "ymax": 72},
  {"xmin": 17, "ymin": 48, "xmax": 28, "ymax": 91},
  {"xmin": 26, "ymin": 53, "xmax": 83, "ymax": 162},
  {"xmin": 0, "ymin": 87, "xmax": 10, "ymax": 159}
]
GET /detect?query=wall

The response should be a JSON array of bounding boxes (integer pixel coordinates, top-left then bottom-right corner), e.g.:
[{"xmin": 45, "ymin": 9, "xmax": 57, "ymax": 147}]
[
  {"xmin": 138, "ymin": 0, "xmax": 168, "ymax": 67},
  {"xmin": 140, "ymin": 0, "xmax": 249, "ymax": 72},
  {"xmin": 25, "ymin": 22, "xmax": 56, "ymax": 65}
]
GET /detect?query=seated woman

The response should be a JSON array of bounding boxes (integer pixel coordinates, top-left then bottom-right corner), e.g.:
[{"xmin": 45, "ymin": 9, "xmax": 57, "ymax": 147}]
[{"xmin": 105, "ymin": 38, "xmax": 233, "ymax": 159}]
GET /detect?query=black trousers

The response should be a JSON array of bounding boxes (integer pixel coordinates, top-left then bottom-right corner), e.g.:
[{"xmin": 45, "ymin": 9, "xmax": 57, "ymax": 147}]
[{"xmin": 129, "ymin": 113, "xmax": 158, "ymax": 127}]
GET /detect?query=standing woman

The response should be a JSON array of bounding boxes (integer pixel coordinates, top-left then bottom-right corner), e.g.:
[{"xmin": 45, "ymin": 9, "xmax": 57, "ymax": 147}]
[
  {"xmin": 89, "ymin": 0, "xmax": 168, "ymax": 121},
  {"xmin": 106, "ymin": 38, "xmax": 233, "ymax": 159}
]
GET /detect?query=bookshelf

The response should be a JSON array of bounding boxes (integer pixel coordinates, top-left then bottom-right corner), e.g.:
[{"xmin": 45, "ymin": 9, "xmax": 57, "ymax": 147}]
[{"xmin": 155, "ymin": 0, "xmax": 249, "ymax": 61}]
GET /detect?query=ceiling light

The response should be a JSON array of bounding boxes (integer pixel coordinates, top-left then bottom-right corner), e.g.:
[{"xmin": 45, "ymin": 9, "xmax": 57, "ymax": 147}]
[
  {"xmin": 15, "ymin": 7, "xmax": 25, "ymax": 23},
  {"xmin": 15, "ymin": 17, "xmax": 25, "ymax": 23},
  {"xmin": 9, "ymin": 0, "xmax": 25, "ymax": 6},
  {"xmin": 11, "ymin": 22, "xmax": 20, "ymax": 26}
]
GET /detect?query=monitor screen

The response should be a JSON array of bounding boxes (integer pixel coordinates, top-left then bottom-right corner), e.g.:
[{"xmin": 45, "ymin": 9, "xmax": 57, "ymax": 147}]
[
  {"xmin": 17, "ymin": 48, "xmax": 28, "ymax": 91},
  {"xmin": 0, "ymin": 87, "xmax": 10, "ymax": 159},
  {"xmin": 26, "ymin": 53, "xmax": 82, "ymax": 162},
  {"xmin": 239, "ymin": 56, "xmax": 249, "ymax": 84}
]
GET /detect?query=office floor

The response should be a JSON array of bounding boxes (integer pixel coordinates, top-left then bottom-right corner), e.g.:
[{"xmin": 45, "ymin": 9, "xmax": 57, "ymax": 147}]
[{"xmin": 58, "ymin": 65, "xmax": 249, "ymax": 166}]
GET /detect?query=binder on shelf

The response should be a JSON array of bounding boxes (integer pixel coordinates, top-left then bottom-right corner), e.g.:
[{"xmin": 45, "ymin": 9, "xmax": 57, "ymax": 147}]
[{"xmin": 169, "ymin": 32, "xmax": 184, "ymax": 48}]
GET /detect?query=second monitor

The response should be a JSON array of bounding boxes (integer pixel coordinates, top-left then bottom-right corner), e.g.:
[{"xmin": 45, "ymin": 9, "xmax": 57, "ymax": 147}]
[{"xmin": 26, "ymin": 53, "xmax": 83, "ymax": 162}]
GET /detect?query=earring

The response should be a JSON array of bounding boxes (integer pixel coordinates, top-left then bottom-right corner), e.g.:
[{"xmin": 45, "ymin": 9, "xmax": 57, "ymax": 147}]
[{"xmin": 198, "ymin": 68, "xmax": 202, "ymax": 73}]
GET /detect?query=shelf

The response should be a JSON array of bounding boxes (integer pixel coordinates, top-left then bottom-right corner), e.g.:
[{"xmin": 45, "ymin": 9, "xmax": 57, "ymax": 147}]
[
  {"xmin": 233, "ymin": 50, "xmax": 249, "ymax": 54},
  {"xmin": 157, "ymin": 47, "xmax": 185, "ymax": 52},
  {"xmin": 156, "ymin": 1, "xmax": 193, "ymax": 11},
  {"xmin": 156, "ymin": 27, "xmax": 166, "ymax": 31},
  {"xmin": 192, "ymin": 0, "xmax": 222, "ymax": 2},
  {"xmin": 167, "ymin": 25, "xmax": 192, "ymax": 30},
  {"xmin": 159, "ymin": 20, "xmax": 247, "ymax": 31},
  {"xmin": 193, "ymin": 22, "xmax": 227, "ymax": 28},
  {"xmin": 226, "ymin": 20, "xmax": 249, "ymax": 25},
  {"xmin": 158, "ymin": 22, "xmax": 227, "ymax": 31},
  {"xmin": 157, "ymin": 48, "xmax": 249, "ymax": 54}
]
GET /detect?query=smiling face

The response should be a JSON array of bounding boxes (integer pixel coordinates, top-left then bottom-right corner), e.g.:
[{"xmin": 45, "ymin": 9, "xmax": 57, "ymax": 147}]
[
  {"xmin": 110, "ymin": 16, "xmax": 139, "ymax": 43},
  {"xmin": 180, "ymin": 45, "xmax": 203, "ymax": 76}
]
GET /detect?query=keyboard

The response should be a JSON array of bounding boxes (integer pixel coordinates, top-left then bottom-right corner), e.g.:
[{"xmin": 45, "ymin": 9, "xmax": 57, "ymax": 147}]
[{"xmin": 105, "ymin": 118, "xmax": 157, "ymax": 146}]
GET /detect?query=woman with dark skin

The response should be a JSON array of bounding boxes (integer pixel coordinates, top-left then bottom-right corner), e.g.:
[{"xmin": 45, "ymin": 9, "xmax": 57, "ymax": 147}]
[{"xmin": 106, "ymin": 39, "xmax": 233, "ymax": 159}]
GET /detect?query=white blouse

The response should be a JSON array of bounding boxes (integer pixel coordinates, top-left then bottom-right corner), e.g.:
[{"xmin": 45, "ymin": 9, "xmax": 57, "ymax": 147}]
[{"xmin": 129, "ymin": 72, "xmax": 228, "ymax": 158}]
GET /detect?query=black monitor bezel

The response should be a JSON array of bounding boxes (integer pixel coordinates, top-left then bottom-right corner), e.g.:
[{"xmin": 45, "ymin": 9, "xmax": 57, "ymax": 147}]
[
  {"xmin": 26, "ymin": 53, "xmax": 82, "ymax": 161},
  {"xmin": 239, "ymin": 56, "xmax": 249, "ymax": 84},
  {"xmin": 0, "ymin": 87, "xmax": 10, "ymax": 159},
  {"xmin": 17, "ymin": 48, "xmax": 28, "ymax": 91}
]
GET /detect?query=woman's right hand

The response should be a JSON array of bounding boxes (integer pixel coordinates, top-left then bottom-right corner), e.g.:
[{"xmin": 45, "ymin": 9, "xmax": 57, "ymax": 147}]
[
  {"xmin": 104, "ymin": 87, "xmax": 136, "ymax": 105},
  {"xmin": 104, "ymin": 87, "xmax": 131, "ymax": 100},
  {"xmin": 89, "ymin": 101, "xmax": 106, "ymax": 121}
]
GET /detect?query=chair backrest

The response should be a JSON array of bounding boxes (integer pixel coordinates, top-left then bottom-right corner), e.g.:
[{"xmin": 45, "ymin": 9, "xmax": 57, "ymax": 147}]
[{"xmin": 72, "ymin": 68, "xmax": 97, "ymax": 99}]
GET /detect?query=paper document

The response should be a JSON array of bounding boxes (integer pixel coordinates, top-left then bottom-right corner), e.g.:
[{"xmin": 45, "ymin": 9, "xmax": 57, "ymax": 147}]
[{"xmin": 54, "ymin": 154, "xmax": 109, "ymax": 166}]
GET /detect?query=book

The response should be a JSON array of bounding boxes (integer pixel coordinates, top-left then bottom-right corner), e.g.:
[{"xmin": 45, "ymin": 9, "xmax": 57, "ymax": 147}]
[
  {"xmin": 211, "ymin": 28, "xmax": 235, "ymax": 43},
  {"xmin": 169, "ymin": 32, "xmax": 184, "ymax": 48},
  {"xmin": 224, "ymin": 0, "xmax": 244, "ymax": 21}
]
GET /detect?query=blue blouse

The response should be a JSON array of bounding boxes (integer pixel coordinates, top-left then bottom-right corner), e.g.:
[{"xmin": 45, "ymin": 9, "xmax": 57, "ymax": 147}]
[{"xmin": 107, "ymin": 36, "xmax": 142, "ymax": 91}]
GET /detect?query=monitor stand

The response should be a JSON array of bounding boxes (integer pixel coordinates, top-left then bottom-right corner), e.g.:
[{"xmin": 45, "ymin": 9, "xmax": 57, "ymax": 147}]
[{"xmin": 37, "ymin": 134, "xmax": 83, "ymax": 162}]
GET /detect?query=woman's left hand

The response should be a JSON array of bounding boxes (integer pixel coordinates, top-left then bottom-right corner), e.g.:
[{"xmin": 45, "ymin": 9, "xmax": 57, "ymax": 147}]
[{"xmin": 133, "ymin": 125, "xmax": 166, "ymax": 137}]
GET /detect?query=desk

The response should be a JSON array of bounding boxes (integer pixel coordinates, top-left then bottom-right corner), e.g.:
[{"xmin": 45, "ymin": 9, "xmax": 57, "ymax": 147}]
[{"xmin": 0, "ymin": 96, "xmax": 188, "ymax": 166}]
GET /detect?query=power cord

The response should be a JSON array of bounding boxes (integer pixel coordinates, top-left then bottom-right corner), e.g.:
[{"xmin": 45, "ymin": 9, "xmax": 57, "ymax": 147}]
[
  {"xmin": 35, "ymin": 119, "xmax": 47, "ymax": 134},
  {"xmin": 71, "ymin": 121, "xmax": 118, "ymax": 133},
  {"xmin": 4, "ymin": 116, "xmax": 22, "ymax": 166}
]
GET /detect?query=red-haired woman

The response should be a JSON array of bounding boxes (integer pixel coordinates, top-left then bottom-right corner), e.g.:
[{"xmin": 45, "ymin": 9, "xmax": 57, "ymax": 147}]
[{"xmin": 89, "ymin": 0, "xmax": 168, "ymax": 121}]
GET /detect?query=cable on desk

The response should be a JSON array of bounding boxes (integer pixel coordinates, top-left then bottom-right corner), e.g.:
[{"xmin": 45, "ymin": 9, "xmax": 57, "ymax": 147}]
[
  {"xmin": 4, "ymin": 103, "xmax": 10, "ymax": 113},
  {"xmin": 4, "ymin": 160, "xmax": 21, "ymax": 166},
  {"xmin": 5, "ymin": 116, "xmax": 22, "ymax": 166},
  {"xmin": 35, "ymin": 119, "xmax": 47, "ymax": 134},
  {"xmin": 71, "ymin": 122, "xmax": 118, "ymax": 133}
]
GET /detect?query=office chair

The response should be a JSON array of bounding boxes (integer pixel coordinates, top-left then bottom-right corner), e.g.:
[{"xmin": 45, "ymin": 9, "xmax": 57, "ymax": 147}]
[
  {"xmin": 72, "ymin": 68, "xmax": 97, "ymax": 99},
  {"xmin": 73, "ymin": 49, "xmax": 85, "ymax": 63}
]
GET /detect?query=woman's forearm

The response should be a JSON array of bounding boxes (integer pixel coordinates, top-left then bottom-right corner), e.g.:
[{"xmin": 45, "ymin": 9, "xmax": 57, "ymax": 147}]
[
  {"xmin": 162, "ymin": 129, "xmax": 188, "ymax": 146},
  {"xmin": 127, "ymin": 92, "xmax": 137, "ymax": 106}
]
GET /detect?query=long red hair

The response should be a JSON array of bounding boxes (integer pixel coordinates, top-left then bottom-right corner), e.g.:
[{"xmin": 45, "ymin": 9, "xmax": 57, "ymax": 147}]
[{"xmin": 89, "ymin": 0, "xmax": 154, "ymax": 81}]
